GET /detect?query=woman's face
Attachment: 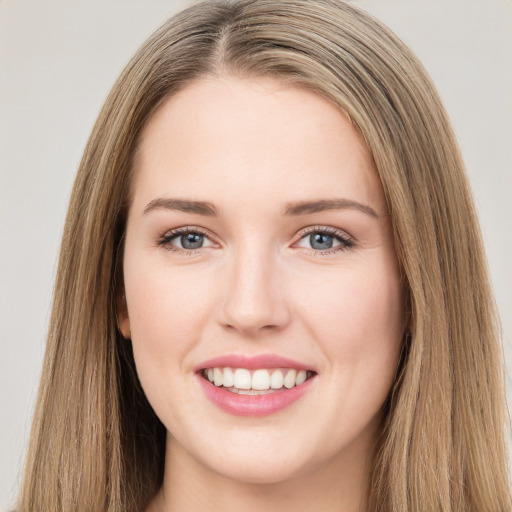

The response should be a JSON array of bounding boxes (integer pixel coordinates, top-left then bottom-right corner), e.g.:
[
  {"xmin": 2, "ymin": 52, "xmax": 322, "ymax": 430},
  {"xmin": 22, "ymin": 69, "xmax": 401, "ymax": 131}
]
[{"xmin": 120, "ymin": 76, "xmax": 404, "ymax": 484}]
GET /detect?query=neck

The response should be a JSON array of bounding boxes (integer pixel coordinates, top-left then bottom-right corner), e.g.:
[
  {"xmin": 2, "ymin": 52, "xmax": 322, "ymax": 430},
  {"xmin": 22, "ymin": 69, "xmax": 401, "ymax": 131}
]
[{"xmin": 148, "ymin": 432, "xmax": 375, "ymax": 512}]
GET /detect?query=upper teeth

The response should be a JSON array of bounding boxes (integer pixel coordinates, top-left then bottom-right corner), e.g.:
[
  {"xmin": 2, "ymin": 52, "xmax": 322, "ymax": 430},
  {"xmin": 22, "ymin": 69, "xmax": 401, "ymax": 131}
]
[{"xmin": 204, "ymin": 367, "xmax": 310, "ymax": 391}]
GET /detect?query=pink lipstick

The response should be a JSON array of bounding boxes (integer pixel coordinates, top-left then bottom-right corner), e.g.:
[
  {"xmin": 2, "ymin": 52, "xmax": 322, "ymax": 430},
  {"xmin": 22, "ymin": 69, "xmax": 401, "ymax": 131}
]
[{"xmin": 195, "ymin": 354, "xmax": 317, "ymax": 417}]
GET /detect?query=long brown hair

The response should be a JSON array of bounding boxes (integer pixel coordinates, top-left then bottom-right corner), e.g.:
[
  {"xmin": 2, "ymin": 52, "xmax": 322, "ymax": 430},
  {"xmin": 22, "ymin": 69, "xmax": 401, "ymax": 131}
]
[{"xmin": 17, "ymin": 1, "xmax": 511, "ymax": 511}]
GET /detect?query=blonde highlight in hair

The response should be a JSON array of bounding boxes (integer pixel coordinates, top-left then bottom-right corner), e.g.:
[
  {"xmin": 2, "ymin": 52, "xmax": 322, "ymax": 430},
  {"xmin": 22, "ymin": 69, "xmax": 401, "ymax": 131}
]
[{"xmin": 17, "ymin": 1, "xmax": 511, "ymax": 511}]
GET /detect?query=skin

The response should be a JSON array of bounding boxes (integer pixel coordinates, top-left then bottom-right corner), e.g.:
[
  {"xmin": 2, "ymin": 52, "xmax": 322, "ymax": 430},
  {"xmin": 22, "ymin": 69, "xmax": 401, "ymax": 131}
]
[{"xmin": 119, "ymin": 76, "xmax": 405, "ymax": 512}]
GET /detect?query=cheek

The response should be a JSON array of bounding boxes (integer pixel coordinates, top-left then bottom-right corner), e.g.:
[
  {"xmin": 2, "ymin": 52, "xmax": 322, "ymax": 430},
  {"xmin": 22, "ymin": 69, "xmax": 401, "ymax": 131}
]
[
  {"xmin": 123, "ymin": 259, "xmax": 221, "ymax": 426},
  {"xmin": 293, "ymin": 260, "xmax": 404, "ymax": 380},
  {"xmin": 128, "ymin": 258, "xmax": 209, "ymax": 329},
  {"xmin": 299, "ymin": 267, "xmax": 404, "ymax": 446},
  {"xmin": 124, "ymin": 258, "xmax": 216, "ymax": 382}
]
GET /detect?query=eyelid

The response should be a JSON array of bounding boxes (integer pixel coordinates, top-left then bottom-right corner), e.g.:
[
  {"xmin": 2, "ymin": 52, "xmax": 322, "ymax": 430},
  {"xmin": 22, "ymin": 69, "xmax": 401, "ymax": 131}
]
[
  {"xmin": 156, "ymin": 225, "xmax": 219, "ymax": 253},
  {"xmin": 159, "ymin": 225, "xmax": 215, "ymax": 240},
  {"xmin": 295, "ymin": 225, "xmax": 352, "ymax": 240},
  {"xmin": 155, "ymin": 224, "xmax": 355, "ymax": 255},
  {"xmin": 292, "ymin": 225, "xmax": 355, "ymax": 254}
]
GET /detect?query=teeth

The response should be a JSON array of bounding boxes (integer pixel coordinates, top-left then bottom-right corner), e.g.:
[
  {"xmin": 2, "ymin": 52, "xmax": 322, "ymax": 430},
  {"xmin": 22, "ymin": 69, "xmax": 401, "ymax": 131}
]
[
  {"xmin": 252, "ymin": 369, "xmax": 270, "ymax": 390},
  {"xmin": 213, "ymin": 367, "xmax": 223, "ymax": 387},
  {"xmin": 296, "ymin": 369, "xmax": 307, "ymax": 385},
  {"xmin": 284, "ymin": 369, "xmax": 296, "ymax": 388},
  {"xmin": 204, "ymin": 367, "xmax": 312, "ymax": 391},
  {"xmin": 223, "ymin": 367, "xmax": 234, "ymax": 387},
  {"xmin": 233, "ymin": 369, "xmax": 252, "ymax": 389},
  {"xmin": 270, "ymin": 370, "xmax": 284, "ymax": 389}
]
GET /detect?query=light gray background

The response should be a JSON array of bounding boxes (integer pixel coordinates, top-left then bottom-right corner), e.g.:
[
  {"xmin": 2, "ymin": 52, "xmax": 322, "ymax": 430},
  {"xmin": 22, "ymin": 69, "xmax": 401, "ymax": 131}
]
[{"xmin": 1, "ymin": 1, "xmax": 510, "ymax": 509}]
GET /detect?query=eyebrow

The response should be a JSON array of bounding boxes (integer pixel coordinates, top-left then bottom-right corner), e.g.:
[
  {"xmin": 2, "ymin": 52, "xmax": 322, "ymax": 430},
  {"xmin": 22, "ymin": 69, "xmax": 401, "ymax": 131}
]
[
  {"xmin": 283, "ymin": 199, "xmax": 378, "ymax": 218},
  {"xmin": 143, "ymin": 198, "xmax": 217, "ymax": 216},
  {"xmin": 143, "ymin": 197, "xmax": 378, "ymax": 218}
]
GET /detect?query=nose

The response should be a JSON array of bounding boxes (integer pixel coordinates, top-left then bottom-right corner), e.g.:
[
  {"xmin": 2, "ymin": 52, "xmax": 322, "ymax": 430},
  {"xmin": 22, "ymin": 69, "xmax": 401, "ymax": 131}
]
[{"xmin": 217, "ymin": 244, "xmax": 291, "ymax": 337}]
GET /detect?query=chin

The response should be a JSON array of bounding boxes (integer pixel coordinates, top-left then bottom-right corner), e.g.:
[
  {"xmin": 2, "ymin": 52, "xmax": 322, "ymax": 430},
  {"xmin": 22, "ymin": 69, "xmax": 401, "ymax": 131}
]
[
  {"xmin": 204, "ymin": 455, "xmax": 311, "ymax": 486},
  {"xmin": 168, "ymin": 427, "xmax": 317, "ymax": 486}
]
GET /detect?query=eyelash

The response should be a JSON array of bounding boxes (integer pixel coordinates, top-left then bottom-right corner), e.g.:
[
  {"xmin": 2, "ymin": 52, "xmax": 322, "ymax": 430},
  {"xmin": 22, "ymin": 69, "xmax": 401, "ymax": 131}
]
[
  {"xmin": 156, "ymin": 225, "xmax": 355, "ymax": 256},
  {"xmin": 156, "ymin": 226, "xmax": 213, "ymax": 256},
  {"xmin": 295, "ymin": 226, "xmax": 355, "ymax": 255}
]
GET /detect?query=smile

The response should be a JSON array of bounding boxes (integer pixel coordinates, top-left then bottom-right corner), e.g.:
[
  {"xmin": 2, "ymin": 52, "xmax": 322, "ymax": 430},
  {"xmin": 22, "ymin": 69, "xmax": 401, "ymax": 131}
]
[
  {"xmin": 202, "ymin": 367, "xmax": 313, "ymax": 394},
  {"xmin": 196, "ymin": 354, "xmax": 317, "ymax": 416}
]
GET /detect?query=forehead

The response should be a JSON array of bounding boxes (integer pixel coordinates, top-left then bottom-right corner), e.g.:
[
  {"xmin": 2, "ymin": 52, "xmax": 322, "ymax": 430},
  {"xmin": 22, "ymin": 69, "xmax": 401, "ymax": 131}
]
[{"xmin": 130, "ymin": 75, "xmax": 385, "ymax": 215}]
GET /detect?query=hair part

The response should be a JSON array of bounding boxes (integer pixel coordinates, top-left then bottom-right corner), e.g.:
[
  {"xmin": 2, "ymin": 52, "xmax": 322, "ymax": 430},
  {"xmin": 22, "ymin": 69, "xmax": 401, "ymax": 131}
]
[{"xmin": 18, "ymin": 1, "xmax": 511, "ymax": 511}]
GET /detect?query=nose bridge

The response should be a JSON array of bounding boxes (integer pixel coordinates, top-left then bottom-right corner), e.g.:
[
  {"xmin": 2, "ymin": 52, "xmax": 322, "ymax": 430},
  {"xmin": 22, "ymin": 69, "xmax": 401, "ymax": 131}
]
[{"xmin": 219, "ymin": 238, "xmax": 290, "ymax": 335}]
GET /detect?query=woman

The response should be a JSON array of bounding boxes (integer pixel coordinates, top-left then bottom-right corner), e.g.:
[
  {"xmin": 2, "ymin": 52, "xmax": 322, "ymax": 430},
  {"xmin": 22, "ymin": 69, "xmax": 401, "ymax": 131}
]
[{"xmin": 16, "ymin": 1, "xmax": 511, "ymax": 511}]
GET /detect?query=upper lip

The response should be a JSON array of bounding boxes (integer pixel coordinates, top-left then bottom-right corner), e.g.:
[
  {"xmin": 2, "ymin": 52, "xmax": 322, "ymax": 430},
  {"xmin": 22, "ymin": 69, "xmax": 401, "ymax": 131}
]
[{"xmin": 195, "ymin": 353, "xmax": 315, "ymax": 373}]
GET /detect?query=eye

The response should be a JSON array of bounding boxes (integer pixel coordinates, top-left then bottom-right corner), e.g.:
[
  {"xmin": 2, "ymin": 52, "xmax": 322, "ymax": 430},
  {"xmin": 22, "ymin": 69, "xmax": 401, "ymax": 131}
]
[
  {"xmin": 157, "ymin": 227, "xmax": 216, "ymax": 252},
  {"xmin": 294, "ymin": 227, "xmax": 354, "ymax": 253}
]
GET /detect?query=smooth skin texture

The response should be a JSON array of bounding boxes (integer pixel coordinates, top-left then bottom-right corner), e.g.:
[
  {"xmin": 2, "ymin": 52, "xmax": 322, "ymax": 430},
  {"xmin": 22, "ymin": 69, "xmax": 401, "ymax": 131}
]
[{"xmin": 119, "ymin": 76, "xmax": 405, "ymax": 512}]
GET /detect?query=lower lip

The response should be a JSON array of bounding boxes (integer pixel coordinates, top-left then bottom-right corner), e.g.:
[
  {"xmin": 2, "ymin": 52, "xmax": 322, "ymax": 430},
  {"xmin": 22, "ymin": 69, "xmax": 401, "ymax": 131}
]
[{"xmin": 197, "ymin": 374, "xmax": 316, "ymax": 417}]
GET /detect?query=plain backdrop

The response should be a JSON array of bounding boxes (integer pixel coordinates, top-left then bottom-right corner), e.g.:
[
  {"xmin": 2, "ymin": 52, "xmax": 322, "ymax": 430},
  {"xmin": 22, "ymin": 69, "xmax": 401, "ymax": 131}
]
[{"xmin": 1, "ymin": 0, "xmax": 511, "ymax": 509}]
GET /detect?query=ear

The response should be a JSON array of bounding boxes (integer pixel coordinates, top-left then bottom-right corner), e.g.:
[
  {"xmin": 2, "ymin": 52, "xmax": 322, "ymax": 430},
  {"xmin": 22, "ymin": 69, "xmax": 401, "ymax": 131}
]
[{"xmin": 116, "ymin": 292, "xmax": 131, "ymax": 339}]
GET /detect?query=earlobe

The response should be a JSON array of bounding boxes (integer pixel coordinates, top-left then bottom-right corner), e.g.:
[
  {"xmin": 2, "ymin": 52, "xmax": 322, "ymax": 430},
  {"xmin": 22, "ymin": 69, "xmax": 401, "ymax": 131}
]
[
  {"xmin": 118, "ymin": 315, "xmax": 131, "ymax": 339},
  {"xmin": 116, "ymin": 293, "xmax": 131, "ymax": 339}
]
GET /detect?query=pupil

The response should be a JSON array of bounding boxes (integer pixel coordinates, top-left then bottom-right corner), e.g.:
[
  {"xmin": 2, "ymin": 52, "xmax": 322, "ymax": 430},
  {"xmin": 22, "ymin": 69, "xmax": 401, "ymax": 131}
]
[
  {"xmin": 310, "ymin": 233, "xmax": 333, "ymax": 250},
  {"xmin": 181, "ymin": 233, "xmax": 203, "ymax": 249}
]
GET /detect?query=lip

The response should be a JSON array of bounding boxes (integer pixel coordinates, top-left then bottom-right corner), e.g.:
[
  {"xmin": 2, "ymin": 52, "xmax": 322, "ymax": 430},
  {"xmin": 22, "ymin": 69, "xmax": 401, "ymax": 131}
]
[
  {"xmin": 195, "ymin": 353, "xmax": 317, "ymax": 417},
  {"xmin": 194, "ymin": 353, "xmax": 314, "ymax": 372},
  {"xmin": 197, "ymin": 373, "xmax": 316, "ymax": 416}
]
